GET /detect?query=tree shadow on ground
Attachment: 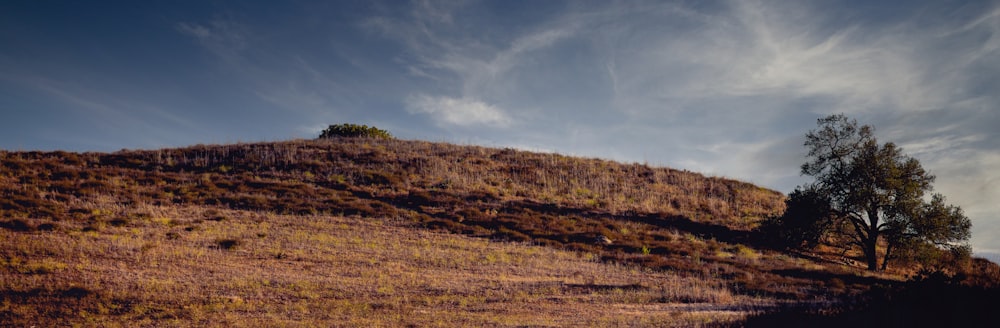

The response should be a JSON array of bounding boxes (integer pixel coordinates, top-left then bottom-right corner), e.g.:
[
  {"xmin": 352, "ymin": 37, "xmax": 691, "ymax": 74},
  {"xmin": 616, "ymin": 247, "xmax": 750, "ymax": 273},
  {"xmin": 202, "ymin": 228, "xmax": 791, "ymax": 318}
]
[{"xmin": 738, "ymin": 279, "xmax": 1000, "ymax": 328}]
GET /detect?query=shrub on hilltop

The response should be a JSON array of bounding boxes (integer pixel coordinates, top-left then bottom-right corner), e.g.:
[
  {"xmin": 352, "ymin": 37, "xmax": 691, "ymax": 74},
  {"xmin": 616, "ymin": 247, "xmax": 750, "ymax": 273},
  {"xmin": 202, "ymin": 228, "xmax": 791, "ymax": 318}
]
[{"xmin": 318, "ymin": 124, "xmax": 393, "ymax": 139}]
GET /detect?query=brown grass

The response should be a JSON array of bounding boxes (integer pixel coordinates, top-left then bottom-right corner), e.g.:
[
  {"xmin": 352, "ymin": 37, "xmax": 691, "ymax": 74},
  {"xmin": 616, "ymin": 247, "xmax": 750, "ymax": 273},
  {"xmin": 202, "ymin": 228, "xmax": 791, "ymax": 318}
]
[{"xmin": 2, "ymin": 205, "xmax": 766, "ymax": 327}]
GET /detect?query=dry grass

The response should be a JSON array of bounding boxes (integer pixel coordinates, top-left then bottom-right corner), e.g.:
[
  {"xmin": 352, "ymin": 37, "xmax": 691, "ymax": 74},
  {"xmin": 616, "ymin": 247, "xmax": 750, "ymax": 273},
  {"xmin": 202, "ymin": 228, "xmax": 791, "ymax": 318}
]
[
  {"xmin": 5, "ymin": 137, "xmax": 995, "ymax": 326},
  {"xmin": 0, "ymin": 138, "xmax": 864, "ymax": 327},
  {"xmin": 1, "ymin": 205, "xmax": 767, "ymax": 327},
  {"xmin": 3, "ymin": 138, "xmax": 783, "ymax": 225}
]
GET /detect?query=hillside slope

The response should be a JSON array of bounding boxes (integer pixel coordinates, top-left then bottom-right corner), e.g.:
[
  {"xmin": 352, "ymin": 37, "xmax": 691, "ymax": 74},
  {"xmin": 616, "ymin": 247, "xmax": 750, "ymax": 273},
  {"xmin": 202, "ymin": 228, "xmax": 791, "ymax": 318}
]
[
  {"xmin": 2, "ymin": 205, "xmax": 769, "ymax": 326},
  {"xmin": 3, "ymin": 137, "xmax": 964, "ymax": 326},
  {"xmin": 1, "ymin": 137, "xmax": 787, "ymax": 251}
]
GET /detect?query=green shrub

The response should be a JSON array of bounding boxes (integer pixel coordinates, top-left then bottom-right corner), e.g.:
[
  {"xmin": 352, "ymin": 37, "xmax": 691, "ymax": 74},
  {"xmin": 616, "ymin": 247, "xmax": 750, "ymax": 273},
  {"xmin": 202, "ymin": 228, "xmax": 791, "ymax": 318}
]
[{"xmin": 318, "ymin": 124, "xmax": 393, "ymax": 139}]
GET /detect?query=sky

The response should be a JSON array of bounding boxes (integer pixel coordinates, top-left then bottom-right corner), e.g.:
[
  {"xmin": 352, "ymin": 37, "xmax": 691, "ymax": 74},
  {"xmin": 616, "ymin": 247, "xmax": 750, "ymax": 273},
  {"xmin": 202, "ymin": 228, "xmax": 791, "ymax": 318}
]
[{"xmin": 1, "ymin": 0, "xmax": 998, "ymax": 261}]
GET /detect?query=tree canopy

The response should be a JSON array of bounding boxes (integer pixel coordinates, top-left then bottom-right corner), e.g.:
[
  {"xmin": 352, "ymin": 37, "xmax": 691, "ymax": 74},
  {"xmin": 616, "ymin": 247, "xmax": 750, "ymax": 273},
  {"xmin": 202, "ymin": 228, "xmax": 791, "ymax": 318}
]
[{"xmin": 782, "ymin": 114, "xmax": 971, "ymax": 271}]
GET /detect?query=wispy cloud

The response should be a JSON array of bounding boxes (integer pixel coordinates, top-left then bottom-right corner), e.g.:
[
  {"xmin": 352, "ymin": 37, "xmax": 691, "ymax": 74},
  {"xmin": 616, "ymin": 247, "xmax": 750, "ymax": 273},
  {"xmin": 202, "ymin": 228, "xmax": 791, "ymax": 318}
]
[
  {"xmin": 175, "ymin": 20, "xmax": 248, "ymax": 60},
  {"xmin": 588, "ymin": 1, "xmax": 945, "ymax": 116},
  {"xmin": 405, "ymin": 94, "xmax": 512, "ymax": 127},
  {"xmin": 365, "ymin": 1, "xmax": 579, "ymax": 118}
]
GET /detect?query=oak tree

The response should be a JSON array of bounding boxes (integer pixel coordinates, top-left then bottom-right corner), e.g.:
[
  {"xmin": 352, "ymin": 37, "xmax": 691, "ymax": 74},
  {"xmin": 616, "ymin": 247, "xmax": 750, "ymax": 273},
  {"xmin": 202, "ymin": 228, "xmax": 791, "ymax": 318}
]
[{"xmin": 793, "ymin": 114, "xmax": 970, "ymax": 271}]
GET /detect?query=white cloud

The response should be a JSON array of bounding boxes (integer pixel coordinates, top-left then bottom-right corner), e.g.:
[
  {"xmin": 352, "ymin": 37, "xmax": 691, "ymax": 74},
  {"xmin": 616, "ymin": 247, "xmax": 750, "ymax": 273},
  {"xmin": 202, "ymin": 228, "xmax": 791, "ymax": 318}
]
[{"xmin": 405, "ymin": 94, "xmax": 512, "ymax": 127}]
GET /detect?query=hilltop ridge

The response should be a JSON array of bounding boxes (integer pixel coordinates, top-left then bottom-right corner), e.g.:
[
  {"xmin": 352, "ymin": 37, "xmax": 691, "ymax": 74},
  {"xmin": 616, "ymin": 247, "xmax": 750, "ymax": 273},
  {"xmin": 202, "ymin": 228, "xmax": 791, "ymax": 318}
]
[{"xmin": 2, "ymin": 137, "xmax": 787, "ymax": 241}]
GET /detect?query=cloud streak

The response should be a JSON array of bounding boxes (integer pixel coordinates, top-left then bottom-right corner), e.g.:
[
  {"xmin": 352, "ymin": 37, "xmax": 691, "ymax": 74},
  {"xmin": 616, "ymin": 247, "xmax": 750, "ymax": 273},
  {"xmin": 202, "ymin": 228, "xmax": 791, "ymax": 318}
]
[
  {"xmin": 406, "ymin": 94, "xmax": 512, "ymax": 127},
  {"xmin": 175, "ymin": 20, "xmax": 249, "ymax": 62}
]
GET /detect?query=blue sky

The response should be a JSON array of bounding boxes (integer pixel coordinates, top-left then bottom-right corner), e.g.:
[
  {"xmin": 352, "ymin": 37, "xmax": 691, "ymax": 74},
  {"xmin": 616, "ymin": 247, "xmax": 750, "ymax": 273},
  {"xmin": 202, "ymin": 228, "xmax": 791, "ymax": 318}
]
[{"xmin": 2, "ymin": 0, "xmax": 998, "ymax": 261}]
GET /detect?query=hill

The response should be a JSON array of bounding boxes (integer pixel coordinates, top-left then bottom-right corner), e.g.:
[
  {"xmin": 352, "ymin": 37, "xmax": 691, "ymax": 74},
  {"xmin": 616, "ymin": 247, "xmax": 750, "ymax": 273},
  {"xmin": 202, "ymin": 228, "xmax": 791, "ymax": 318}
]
[{"xmin": 2, "ymin": 137, "xmax": 997, "ymax": 326}]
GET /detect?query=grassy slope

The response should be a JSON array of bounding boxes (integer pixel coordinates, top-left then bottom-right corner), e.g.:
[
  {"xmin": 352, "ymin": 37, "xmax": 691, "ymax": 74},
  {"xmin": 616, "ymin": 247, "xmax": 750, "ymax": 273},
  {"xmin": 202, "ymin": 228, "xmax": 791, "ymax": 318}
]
[
  {"xmin": 2, "ymin": 137, "xmax": 994, "ymax": 326},
  {"xmin": 1, "ymin": 205, "xmax": 757, "ymax": 327}
]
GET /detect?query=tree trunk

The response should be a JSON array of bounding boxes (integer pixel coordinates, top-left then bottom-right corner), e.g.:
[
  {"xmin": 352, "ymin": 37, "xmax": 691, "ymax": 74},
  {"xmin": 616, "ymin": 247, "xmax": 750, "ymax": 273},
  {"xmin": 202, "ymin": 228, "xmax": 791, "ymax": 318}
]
[
  {"xmin": 864, "ymin": 209, "xmax": 881, "ymax": 271},
  {"xmin": 880, "ymin": 242, "xmax": 894, "ymax": 272},
  {"xmin": 864, "ymin": 237, "xmax": 879, "ymax": 271}
]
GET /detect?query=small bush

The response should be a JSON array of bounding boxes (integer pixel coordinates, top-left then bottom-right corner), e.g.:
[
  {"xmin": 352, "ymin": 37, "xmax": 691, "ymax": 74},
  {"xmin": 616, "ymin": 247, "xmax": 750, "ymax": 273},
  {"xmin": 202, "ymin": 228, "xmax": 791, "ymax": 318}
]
[
  {"xmin": 318, "ymin": 123, "xmax": 393, "ymax": 139},
  {"xmin": 109, "ymin": 217, "xmax": 130, "ymax": 227},
  {"xmin": 35, "ymin": 222, "xmax": 57, "ymax": 231},
  {"xmin": 206, "ymin": 215, "xmax": 227, "ymax": 222},
  {"xmin": 215, "ymin": 238, "xmax": 242, "ymax": 250},
  {"xmin": 1, "ymin": 218, "xmax": 34, "ymax": 232},
  {"xmin": 82, "ymin": 222, "xmax": 103, "ymax": 232}
]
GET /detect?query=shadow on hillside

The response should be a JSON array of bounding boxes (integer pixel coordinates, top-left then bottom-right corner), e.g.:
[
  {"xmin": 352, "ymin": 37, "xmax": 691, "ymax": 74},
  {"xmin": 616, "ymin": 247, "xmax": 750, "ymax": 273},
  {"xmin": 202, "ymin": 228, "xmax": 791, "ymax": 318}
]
[
  {"xmin": 501, "ymin": 199, "xmax": 763, "ymax": 247},
  {"xmin": 768, "ymin": 268, "xmax": 885, "ymax": 288},
  {"xmin": 620, "ymin": 212, "xmax": 752, "ymax": 244},
  {"xmin": 351, "ymin": 188, "xmax": 767, "ymax": 249}
]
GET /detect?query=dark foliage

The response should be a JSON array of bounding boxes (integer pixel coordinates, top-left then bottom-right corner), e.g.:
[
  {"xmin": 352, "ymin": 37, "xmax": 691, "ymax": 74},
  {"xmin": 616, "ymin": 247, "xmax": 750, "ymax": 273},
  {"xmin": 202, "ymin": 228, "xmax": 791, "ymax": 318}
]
[
  {"xmin": 758, "ymin": 187, "xmax": 834, "ymax": 249},
  {"xmin": 318, "ymin": 123, "xmax": 393, "ymax": 139}
]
